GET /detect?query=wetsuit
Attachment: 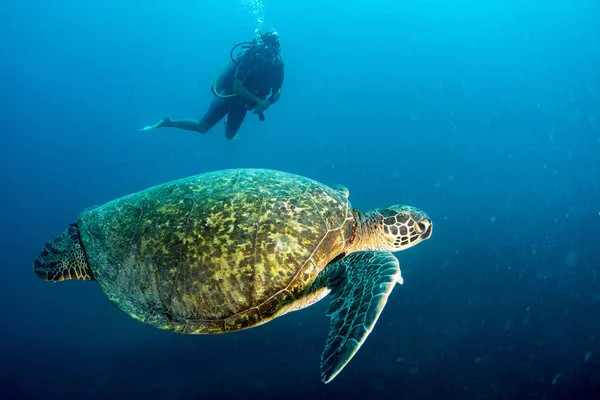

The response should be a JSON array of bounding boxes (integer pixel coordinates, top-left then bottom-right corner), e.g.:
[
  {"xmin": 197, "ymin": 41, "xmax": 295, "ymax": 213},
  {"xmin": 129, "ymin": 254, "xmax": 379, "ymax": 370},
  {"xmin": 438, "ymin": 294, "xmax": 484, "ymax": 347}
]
[{"xmin": 205, "ymin": 53, "xmax": 284, "ymax": 138}]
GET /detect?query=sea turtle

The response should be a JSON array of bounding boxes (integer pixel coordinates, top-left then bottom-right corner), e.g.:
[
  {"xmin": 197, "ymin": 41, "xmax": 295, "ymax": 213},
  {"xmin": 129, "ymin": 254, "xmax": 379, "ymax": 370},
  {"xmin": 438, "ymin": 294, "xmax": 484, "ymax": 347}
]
[{"xmin": 34, "ymin": 168, "xmax": 432, "ymax": 383}]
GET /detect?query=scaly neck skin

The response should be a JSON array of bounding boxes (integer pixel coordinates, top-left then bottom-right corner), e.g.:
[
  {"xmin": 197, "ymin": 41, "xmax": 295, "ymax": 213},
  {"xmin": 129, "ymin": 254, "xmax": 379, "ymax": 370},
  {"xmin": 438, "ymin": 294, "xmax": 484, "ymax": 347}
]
[{"xmin": 346, "ymin": 210, "xmax": 382, "ymax": 253}]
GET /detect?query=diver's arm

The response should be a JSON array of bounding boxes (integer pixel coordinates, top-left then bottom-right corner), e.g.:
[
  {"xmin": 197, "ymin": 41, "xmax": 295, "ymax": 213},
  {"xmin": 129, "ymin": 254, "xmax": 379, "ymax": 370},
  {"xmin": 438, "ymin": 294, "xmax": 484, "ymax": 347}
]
[
  {"xmin": 233, "ymin": 79, "xmax": 268, "ymax": 107},
  {"xmin": 269, "ymin": 64, "xmax": 284, "ymax": 104}
]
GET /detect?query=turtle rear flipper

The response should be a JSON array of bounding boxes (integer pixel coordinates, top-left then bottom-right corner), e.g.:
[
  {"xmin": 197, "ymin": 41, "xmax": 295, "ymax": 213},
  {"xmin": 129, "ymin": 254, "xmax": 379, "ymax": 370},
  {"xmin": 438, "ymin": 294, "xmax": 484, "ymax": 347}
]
[
  {"xmin": 318, "ymin": 251, "xmax": 401, "ymax": 383},
  {"xmin": 34, "ymin": 224, "xmax": 94, "ymax": 282}
]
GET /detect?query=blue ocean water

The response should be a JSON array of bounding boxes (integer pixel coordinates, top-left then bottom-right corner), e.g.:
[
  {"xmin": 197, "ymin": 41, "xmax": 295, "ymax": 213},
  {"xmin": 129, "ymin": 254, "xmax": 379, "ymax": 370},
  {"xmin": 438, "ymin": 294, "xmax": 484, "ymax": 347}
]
[{"xmin": 1, "ymin": 0, "xmax": 599, "ymax": 398}]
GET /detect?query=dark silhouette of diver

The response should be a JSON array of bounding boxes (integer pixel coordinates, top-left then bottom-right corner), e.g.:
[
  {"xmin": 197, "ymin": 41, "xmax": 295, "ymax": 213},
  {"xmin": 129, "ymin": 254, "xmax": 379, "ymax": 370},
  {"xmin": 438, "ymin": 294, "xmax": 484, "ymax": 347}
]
[{"xmin": 141, "ymin": 31, "xmax": 284, "ymax": 139}]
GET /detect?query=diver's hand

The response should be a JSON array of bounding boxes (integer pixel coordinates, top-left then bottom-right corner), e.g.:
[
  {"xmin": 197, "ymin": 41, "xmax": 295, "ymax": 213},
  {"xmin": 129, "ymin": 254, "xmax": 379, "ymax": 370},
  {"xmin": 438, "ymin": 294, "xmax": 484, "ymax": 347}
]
[{"xmin": 253, "ymin": 100, "xmax": 270, "ymax": 114}]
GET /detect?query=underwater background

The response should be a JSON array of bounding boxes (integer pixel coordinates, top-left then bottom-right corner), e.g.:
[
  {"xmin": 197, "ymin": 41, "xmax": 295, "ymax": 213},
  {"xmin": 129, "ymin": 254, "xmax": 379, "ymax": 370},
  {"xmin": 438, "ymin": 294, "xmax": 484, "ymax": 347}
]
[{"xmin": 1, "ymin": 0, "xmax": 599, "ymax": 399}]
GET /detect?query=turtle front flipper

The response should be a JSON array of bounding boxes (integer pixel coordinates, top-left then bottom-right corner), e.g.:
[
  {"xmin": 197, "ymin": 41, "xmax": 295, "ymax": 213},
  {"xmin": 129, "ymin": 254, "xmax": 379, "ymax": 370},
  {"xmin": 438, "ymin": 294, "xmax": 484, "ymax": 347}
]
[
  {"xmin": 34, "ymin": 224, "xmax": 94, "ymax": 282},
  {"xmin": 318, "ymin": 251, "xmax": 402, "ymax": 383}
]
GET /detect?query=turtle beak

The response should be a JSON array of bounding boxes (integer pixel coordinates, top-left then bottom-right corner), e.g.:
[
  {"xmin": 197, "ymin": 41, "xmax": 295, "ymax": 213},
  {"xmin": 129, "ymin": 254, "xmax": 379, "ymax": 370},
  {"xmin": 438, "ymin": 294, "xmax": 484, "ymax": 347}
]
[
  {"xmin": 415, "ymin": 218, "xmax": 433, "ymax": 240},
  {"xmin": 422, "ymin": 220, "xmax": 432, "ymax": 240}
]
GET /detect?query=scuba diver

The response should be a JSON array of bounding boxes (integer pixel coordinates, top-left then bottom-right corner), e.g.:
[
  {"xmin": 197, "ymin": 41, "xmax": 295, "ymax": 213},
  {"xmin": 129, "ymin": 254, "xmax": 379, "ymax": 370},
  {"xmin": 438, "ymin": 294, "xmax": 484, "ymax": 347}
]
[{"xmin": 140, "ymin": 31, "xmax": 284, "ymax": 139}]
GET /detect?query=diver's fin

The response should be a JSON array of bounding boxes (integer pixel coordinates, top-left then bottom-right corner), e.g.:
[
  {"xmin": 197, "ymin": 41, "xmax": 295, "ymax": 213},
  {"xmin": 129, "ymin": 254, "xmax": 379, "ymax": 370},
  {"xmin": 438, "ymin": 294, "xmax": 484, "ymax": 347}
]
[
  {"xmin": 34, "ymin": 224, "xmax": 94, "ymax": 282},
  {"xmin": 319, "ymin": 251, "xmax": 401, "ymax": 383}
]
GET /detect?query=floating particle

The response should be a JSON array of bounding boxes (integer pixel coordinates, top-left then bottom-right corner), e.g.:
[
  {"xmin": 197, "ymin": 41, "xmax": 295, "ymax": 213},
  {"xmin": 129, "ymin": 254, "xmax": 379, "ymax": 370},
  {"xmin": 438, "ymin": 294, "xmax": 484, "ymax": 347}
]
[{"xmin": 552, "ymin": 372, "xmax": 564, "ymax": 385}]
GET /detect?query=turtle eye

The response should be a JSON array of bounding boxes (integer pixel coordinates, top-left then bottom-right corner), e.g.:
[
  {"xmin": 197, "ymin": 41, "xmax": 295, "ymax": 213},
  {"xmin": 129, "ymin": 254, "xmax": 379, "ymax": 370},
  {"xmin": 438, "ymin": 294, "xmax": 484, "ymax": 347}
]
[{"xmin": 415, "ymin": 222, "xmax": 426, "ymax": 234}]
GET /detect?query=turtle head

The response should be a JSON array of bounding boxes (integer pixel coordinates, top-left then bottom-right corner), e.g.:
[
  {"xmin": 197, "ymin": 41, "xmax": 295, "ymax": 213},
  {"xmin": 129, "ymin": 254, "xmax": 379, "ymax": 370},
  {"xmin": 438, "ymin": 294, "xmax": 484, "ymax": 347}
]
[{"xmin": 353, "ymin": 205, "xmax": 432, "ymax": 252}]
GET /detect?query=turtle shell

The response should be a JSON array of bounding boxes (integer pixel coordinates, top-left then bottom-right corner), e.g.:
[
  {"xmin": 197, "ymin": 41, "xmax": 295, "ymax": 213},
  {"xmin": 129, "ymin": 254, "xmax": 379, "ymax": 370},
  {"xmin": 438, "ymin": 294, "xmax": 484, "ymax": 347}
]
[{"xmin": 78, "ymin": 169, "xmax": 355, "ymax": 334}]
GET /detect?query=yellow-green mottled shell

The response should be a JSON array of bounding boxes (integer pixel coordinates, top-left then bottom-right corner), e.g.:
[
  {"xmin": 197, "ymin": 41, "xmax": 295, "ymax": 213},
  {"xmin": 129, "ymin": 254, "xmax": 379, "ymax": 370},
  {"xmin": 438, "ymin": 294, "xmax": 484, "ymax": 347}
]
[{"xmin": 78, "ymin": 169, "xmax": 355, "ymax": 334}]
